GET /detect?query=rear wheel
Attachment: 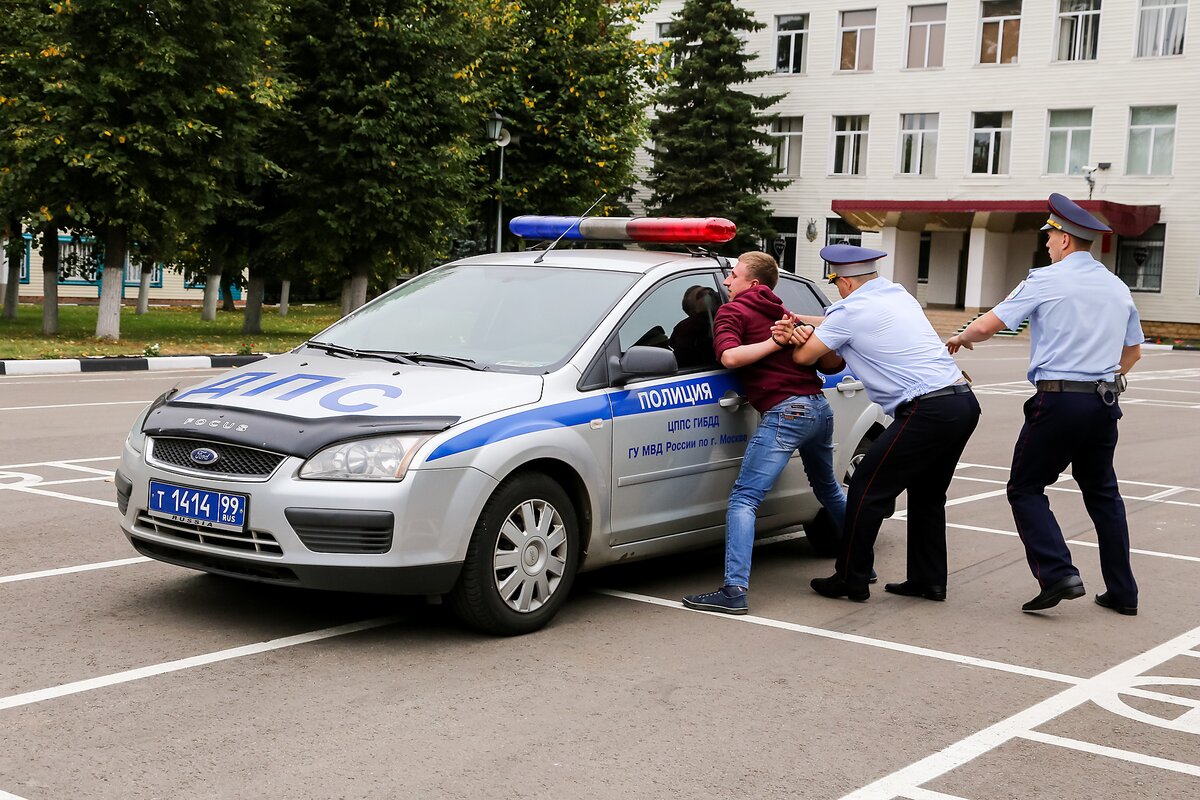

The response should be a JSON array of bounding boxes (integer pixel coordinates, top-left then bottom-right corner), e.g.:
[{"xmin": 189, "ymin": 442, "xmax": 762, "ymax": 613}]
[{"xmin": 449, "ymin": 472, "xmax": 580, "ymax": 636}]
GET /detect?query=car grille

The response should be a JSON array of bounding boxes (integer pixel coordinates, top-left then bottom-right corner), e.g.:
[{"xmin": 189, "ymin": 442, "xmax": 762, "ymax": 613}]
[
  {"xmin": 135, "ymin": 511, "xmax": 284, "ymax": 555},
  {"xmin": 149, "ymin": 437, "xmax": 286, "ymax": 478}
]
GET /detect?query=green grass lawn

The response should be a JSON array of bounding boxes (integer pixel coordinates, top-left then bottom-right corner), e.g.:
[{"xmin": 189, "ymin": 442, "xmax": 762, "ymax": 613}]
[{"xmin": 0, "ymin": 303, "xmax": 343, "ymax": 360}]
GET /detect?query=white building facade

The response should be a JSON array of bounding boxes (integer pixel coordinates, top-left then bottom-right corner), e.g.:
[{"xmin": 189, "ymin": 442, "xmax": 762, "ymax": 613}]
[{"xmin": 637, "ymin": 0, "xmax": 1198, "ymax": 336}]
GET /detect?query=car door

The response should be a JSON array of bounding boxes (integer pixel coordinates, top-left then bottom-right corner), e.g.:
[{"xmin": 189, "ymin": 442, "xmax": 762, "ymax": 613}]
[{"xmin": 606, "ymin": 272, "xmax": 758, "ymax": 546}]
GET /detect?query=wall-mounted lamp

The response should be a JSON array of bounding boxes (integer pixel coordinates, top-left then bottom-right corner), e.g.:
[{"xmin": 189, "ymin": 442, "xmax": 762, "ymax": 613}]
[{"xmin": 805, "ymin": 218, "xmax": 818, "ymax": 242}]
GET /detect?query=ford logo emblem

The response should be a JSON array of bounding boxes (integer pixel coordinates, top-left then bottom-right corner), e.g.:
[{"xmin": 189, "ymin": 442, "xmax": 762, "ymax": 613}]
[{"xmin": 190, "ymin": 448, "xmax": 219, "ymax": 465}]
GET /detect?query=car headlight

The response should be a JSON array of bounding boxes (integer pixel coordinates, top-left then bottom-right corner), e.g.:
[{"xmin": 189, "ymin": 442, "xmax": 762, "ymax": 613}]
[
  {"xmin": 125, "ymin": 403, "xmax": 155, "ymax": 454},
  {"xmin": 299, "ymin": 434, "xmax": 431, "ymax": 481}
]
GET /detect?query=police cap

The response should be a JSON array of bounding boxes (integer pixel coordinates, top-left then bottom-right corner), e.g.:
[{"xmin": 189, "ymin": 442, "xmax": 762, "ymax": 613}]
[
  {"xmin": 1040, "ymin": 192, "xmax": 1112, "ymax": 241},
  {"xmin": 820, "ymin": 244, "xmax": 888, "ymax": 283}
]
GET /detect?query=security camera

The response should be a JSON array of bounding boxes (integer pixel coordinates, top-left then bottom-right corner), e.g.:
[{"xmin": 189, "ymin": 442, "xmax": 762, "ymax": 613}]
[{"xmin": 1082, "ymin": 165, "xmax": 1097, "ymax": 174}]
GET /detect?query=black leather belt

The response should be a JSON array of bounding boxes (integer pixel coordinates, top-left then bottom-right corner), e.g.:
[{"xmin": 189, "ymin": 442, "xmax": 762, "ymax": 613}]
[
  {"xmin": 911, "ymin": 382, "xmax": 972, "ymax": 402},
  {"xmin": 1037, "ymin": 379, "xmax": 1119, "ymax": 393}
]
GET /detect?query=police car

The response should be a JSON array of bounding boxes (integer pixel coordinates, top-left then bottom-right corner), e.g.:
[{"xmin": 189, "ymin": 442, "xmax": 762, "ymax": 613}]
[{"xmin": 115, "ymin": 216, "xmax": 888, "ymax": 635}]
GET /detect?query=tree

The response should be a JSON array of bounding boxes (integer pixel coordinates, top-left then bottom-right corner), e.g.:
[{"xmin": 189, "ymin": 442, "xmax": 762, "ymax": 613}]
[
  {"xmin": 1, "ymin": 0, "xmax": 285, "ymax": 340},
  {"xmin": 268, "ymin": 0, "xmax": 484, "ymax": 314},
  {"xmin": 643, "ymin": 0, "xmax": 785, "ymax": 254},
  {"xmin": 478, "ymin": 0, "xmax": 665, "ymax": 232}
]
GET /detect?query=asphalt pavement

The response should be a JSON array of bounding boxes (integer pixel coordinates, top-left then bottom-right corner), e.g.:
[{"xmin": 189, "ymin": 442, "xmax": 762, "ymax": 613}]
[{"xmin": 1, "ymin": 344, "xmax": 1198, "ymax": 799}]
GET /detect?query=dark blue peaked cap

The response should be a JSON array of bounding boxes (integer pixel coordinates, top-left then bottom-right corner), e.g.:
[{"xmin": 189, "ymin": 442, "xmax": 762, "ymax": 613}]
[
  {"xmin": 1041, "ymin": 192, "xmax": 1112, "ymax": 240},
  {"xmin": 819, "ymin": 244, "xmax": 888, "ymax": 280}
]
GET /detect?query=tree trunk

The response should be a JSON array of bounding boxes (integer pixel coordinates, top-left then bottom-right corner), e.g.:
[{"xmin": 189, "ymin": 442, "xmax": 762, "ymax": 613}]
[
  {"xmin": 95, "ymin": 226, "xmax": 127, "ymax": 341},
  {"xmin": 221, "ymin": 279, "xmax": 235, "ymax": 312},
  {"xmin": 136, "ymin": 262, "xmax": 153, "ymax": 315},
  {"xmin": 340, "ymin": 279, "xmax": 352, "ymax": 318},
  {"xmin": 201, "ymin": 269, "xmax": 221, "ymax": 321},
  {"xmin": 41, "ymin": 224, "xmax": 60, "ymax": 335},
  {"xmin": 3, "ymin": 217, "xmax": 22, "ymax": 321},
  {"xmin": 242, "ymin": 272, "xmax": 265, "ymax": 334},
  {"xmin": 278, "ymin": 278, "xmax": 290, "ymax": 316},
  {"xmin": 347, "ymin": 259, "xmax": 370, "ymax": 312}
]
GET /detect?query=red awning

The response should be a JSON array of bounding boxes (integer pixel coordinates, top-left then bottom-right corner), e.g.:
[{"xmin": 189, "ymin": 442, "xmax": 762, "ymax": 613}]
[{"xmin": 830, "ymin": 199, "xmax": 1160, "ymax": 238}]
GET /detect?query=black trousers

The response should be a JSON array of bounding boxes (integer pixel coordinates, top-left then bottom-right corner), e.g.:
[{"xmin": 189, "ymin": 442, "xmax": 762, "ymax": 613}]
[
  {"xmin": 836, "ymin": 391, "xmax": 981, "ymax": 588},
  {"xmin": 1007, "ymin": 391, "xmax": 1137, "ymax": 605}
]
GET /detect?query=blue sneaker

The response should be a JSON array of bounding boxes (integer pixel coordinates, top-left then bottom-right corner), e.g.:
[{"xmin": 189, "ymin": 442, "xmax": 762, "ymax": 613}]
[{"xmin": 682, "ymin": 585, "xmax": 748, "ymax": 615}]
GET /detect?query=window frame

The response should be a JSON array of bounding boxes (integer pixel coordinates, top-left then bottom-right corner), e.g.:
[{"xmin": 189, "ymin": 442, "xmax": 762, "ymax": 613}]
[
  {"xmin": 898, "ymin": 112, "xmax": 939, "ymax": 176},
  {"xmin": 1116, "ymin": 223, "xmax": 1166, "ymax": 293},
  {"xmin": 830, "ymin": 115, "xmax": 870, "ymax": 176},
  {"xmin": 906, "ymin": 4, "xmax": 948, "ymax": 69},
  {"xmin": 1136, "ymin": 0, "xmax": 1188, "ymax": 57},
  {"xmin": 1054, "ymin": 0, "xmax": 1103, "ymax": 62},
  {"xmin": 1125, "ymin": 105, "xmax": 1177, "ymax": 175},
  {"xmin": 838, "ymin": 8, "xmax": 878, "ymax": 72},
  {"xmin": 1044, "ymin": 108, "xmax": 1093, "ymax": 176},
  {"xmin": 979, "ymin": 0, "xmax": 1023, "ymax": 65},
  {"xmin": 775, "ymin": 14, "xmax": 810, "ymax": 74},
  {"xmin": 970, "ymin": 111, "xmax": 1013, "ymax": 175},
  {"xmin": 770, "ymin": 116, "xmax": 804, "ymax": 177}
]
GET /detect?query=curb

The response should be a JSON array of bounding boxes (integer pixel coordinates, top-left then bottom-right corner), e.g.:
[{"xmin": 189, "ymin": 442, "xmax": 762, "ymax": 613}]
[{"xmin": 0, "ymin": 353, "xmax": 270, "ymax": 377}]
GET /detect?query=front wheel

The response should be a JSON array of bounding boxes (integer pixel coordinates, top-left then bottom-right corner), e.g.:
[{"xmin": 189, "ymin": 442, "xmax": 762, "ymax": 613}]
[{"xmin": 449, "ymin": 472, "xmax": 580, "ymax": 636}]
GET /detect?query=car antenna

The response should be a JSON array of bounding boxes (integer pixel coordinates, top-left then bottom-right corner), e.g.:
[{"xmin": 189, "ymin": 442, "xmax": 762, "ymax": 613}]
[{"xmin": 533, "ymin": 193, "xmax": 607, "ymax": 264}]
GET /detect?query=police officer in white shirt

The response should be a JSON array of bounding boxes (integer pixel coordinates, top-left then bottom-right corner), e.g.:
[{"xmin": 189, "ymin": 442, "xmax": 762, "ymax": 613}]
[
  {"xmin": 781, "ymin": 244, "xmax": 981, "ymax": 603},
  {"xmin": 947, "ymin": 193, "xmax": 1143, "ymax": 616}
]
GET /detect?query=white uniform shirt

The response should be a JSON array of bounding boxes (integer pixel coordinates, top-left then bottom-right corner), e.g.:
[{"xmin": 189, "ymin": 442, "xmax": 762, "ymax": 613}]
[
  {"xmin": 991, "ymin": 251, "xmax": 1143, "ymax": 384},
  {"xmin": 814, "ymin": 277, "xmax": 964, "ymax": 416}
]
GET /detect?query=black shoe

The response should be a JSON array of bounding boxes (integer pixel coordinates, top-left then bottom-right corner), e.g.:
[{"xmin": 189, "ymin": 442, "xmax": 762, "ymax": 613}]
[
  {"xmin": 682, "ymin": 585, "xmax": 748, "ymax": 615},
  {"xmin": 810, "ymin": 574, "xmax": 869, "ymax": 602},
  {"xmin": 868, "ymin": 569, "xmax": 878, "ymax": 584},
  {"xmin": 1021, "ymin": 574, "xmax": 1085, "ymax": 612},
  {"xmin": 884, "ymin": 580, "xmax": 946, "ymax": 601},
  {"xmin": 1095, "ymin": 592, "xmax": 1137, "ymax": 616}
]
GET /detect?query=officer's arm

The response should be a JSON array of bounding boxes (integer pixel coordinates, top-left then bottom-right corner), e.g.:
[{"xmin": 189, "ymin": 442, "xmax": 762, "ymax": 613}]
[
  {"xmin": 791, "ymin": 314, "xmax": 826, "ymax": 327},
  {"xmin": 946, "ymin": 311, "xmax": 1006, "ymax": 354},
  {"xmin": 791, "ymin": 329, "xmax": 833, "ymax": 366},
  {"xmin": 1119, "ymin": 344, "xmax": 1141, "ymax": 375}
]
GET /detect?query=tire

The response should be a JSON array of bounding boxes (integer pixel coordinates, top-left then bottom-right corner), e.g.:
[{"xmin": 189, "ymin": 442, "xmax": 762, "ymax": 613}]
[
  {"xmin": 803, "ymin": 433, "xmax": 878, "ymax": 557},
  {"xmin": 449, "ymin": 472, "xmax": 580, "ymax": 636}
]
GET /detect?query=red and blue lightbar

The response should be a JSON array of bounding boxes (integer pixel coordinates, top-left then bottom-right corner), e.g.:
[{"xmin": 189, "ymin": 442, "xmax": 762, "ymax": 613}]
[{"xmin": 509, "ymin": 216, "xmax": 736, "ymax": 244}]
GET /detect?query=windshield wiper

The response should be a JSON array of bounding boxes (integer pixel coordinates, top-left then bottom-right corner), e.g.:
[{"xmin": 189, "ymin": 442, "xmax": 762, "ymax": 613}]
[
  {"xmin": 305, "ymin": 341, "xmax": 417, "ymax": 366},
  {"xmin": 398, "ymin": 352, "xmax": 487, "ymax": 371}
]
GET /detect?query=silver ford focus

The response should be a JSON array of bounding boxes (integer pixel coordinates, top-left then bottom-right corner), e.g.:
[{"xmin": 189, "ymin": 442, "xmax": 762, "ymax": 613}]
[{"xmin": 116, "ymin": 217, "xmax": 889, "ymax": 635}]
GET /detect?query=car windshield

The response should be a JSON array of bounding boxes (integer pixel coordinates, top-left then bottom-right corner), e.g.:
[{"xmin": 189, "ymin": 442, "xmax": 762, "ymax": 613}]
[{"xmin": 312, "ymin": 264, "xmax": 638, "ymax": 372}]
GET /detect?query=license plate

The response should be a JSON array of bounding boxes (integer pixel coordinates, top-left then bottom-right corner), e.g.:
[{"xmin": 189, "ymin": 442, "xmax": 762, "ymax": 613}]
[{"xmin": 148, "ymin": 480, "xmax": 247, "ymax": 532}]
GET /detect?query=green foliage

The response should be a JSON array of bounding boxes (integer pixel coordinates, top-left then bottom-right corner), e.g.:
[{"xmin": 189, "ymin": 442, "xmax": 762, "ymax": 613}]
[
  {"xmin": 644, "ymin": 0, "xmax": 785, "ymax": 254},
  {"xmin": 477, "ymin": 0, "xmax": 666, "ymax": 224}
]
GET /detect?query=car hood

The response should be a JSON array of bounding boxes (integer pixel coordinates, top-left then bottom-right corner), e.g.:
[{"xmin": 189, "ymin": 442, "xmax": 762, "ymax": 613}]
[{"xmin": 141, "ymin": 351, "xmax": 545, "ymax": 458}]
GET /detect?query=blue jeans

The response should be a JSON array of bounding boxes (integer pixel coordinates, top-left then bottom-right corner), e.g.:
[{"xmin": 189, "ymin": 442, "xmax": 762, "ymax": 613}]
[{"xmin": 725, "ymin": 394, "xmax": 846, "ymax": 588}]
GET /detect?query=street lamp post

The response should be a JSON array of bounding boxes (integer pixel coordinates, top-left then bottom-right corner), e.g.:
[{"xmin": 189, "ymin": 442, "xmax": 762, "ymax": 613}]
[{"xmin": 485, "ymin": 111, "xmax": 510, "ymax": 253}]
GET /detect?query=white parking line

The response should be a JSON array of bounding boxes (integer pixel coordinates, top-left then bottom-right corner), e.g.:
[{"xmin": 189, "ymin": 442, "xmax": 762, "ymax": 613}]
[
  {"xmin": 0, "ymin": 617, "xmax": 399, "ymax": 712},
  {"xmin": 598, "ymin": 589, "xmax": 1082, "ymax": 686},
  {"xmin": 7, "ymin": 486, "xmax": 117, "ymax": 507},
  {"xmin": 839, "ymin": 623, "xmax": 1200, "ymax": 799},
  {"xmin": 1017, "ymin": 730, "xmax": 1200, "ymax": 778},
  {"xmin": 0, "ymin": 456, "xmax": 117, "ymax": 470},
  {"xmin": 0, "ymin": 400, "xmax": 148, "ymax": 412},
  {"xmin": 943, "ymin": 522, "xmax": 1200, "ymax": 564},
  {"xmin": 0, "ymin": 558, "xmax": 151, "ymax": 585},
  {"xmin": 0, "ymin": 788, "xmax": 29, "ymax": 800}
]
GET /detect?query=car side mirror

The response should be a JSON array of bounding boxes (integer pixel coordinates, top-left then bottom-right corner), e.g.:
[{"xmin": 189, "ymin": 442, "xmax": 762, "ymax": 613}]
[{"xmin": 608, "ymin": 346, "xmax": 679, "ymax": 385}]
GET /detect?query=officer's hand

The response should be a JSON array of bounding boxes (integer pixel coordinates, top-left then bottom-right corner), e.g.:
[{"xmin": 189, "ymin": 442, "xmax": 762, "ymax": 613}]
[{"xmin": 945, "ymin": 335, "xmax": 973, "ymax": 354}]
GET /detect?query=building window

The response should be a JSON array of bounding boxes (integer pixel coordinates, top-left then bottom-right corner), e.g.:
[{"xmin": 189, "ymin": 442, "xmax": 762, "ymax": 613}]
[
  {"xmin": 918, "ymin": 232, "xmax": 931, "ymax": 282},
  {"xmin": 832, "ymin": 115, "xmax": 869, "ymax": 175},
  {"xmin": 971, "ymin": 111, "xmax": 1012, "ymax": 174},
  {"xmin": 1045, "ymin": 109, "xmax": 1092, "ymax": 175},
  {"xmin": 824, "ymin": 219, "xmax": 863, "ymax": 276},
  {"xmin": 657, "ymin": 22, "xmax": 691, "ymax": 70},
  {"xmin": 770, "ymin": 117, "xmax": 803, "ymax": 176},
  {"xmin": 899, "ymin": 113, "xmax": 938, "ymax": 175},
  {"xmin": 980, "ymin": 0, "xmax": 1022, "ymax": 64},
  {"xmin": 907, "ymin": 4, "xmax": 947, "ymax": 68},
  {"xmin": 1137, "ymin": 0, "xmax": 1188, "ymax": 57},
  {"xmin": 776, "ymin": 14, "xmax": 809, "ymax": 73},
  {"xmin": 1126, "ymin": 105, "xmax": 1176, "ymax": 175},
  {"xmin": 839, "ymin": 9, "xmax": 877, "ymax": 71},
  {"xmin": 1117, "ymin": 224, "xmax": 1165, "ymax": 292},
  {"xmin": 1056, "ymin": 0, "xmax": 1102, "ymax": 61}
]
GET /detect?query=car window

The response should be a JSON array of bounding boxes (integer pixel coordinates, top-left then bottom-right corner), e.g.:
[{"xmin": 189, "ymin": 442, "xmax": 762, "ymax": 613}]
[
  {"xmin": 774, "ymin": 274, "xmax": 830, "ymax": 317},
  {"xmin": 617, "ymin": 273, "xmax": 723, "ymax": 370},
  {"xmin": 315, "ymin": 265, "xmax": 638, "ymax": 372}
]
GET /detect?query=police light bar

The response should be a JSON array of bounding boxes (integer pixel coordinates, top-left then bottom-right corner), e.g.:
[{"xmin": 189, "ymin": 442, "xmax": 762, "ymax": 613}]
[{"xmin": 509, "ymin": 215, "xmax": 737, "ymax": 244}]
